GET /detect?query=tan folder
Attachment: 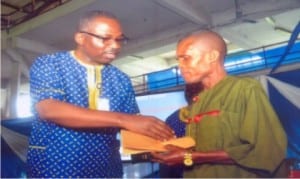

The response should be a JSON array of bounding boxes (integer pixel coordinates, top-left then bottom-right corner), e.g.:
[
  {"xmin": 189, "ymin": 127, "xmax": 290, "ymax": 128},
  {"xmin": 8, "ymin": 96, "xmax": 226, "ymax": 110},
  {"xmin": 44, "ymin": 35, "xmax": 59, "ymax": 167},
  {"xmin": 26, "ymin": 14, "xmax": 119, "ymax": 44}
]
[{"xmin": 121, "ymin": 130, "xmax": 195, "ymax": 154}]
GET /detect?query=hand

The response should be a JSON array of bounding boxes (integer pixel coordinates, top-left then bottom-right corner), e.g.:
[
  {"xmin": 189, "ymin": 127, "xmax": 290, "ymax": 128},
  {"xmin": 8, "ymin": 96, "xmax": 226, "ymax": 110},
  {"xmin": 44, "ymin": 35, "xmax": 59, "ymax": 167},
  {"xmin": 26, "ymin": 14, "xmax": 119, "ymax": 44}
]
[
  {"xmin": 123, "ymin": 115, "xmax": 175, "ymax": 141},
  {"xmin": 151, "ymin": 145, "xmax": 186, "ymax": 166}
]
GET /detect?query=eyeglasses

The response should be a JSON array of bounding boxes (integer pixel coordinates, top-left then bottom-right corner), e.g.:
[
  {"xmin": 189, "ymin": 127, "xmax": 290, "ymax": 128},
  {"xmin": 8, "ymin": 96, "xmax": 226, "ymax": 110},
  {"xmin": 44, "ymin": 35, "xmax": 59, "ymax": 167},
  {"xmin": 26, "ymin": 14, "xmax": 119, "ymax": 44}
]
[{"xmin": 79, "ymin": 31, "xmax": 129, "ymax": 45}]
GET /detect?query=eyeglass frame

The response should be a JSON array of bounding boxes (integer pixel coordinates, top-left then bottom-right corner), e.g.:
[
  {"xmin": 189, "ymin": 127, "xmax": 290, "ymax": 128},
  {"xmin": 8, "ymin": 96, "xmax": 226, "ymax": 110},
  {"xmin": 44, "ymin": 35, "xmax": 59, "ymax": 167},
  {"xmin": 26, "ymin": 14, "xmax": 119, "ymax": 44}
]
[{"xmin": 79, "ymin": 31, "xmax": 129, "ymax": 45}]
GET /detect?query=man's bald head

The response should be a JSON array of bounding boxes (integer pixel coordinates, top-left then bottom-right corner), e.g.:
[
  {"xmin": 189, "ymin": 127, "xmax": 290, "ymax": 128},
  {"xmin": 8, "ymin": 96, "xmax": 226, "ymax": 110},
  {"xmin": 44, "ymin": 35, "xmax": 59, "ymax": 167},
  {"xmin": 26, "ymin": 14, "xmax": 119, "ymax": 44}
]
[
  {"xmin": 178, "ymin": 30, "xmax": 227, "ymax": 61},
  {"xmin": 176, "ymin": 30, "xmax": 228, "ymax": 86}
]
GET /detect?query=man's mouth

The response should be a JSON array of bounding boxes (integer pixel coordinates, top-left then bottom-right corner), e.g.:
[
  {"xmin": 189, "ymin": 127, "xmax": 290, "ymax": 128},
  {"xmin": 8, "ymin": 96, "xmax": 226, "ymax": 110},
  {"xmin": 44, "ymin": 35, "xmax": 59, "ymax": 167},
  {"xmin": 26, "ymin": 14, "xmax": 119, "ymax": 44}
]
[{"xmin": 104, "ymin": 51, "xmax": 118, "ymax": 58}]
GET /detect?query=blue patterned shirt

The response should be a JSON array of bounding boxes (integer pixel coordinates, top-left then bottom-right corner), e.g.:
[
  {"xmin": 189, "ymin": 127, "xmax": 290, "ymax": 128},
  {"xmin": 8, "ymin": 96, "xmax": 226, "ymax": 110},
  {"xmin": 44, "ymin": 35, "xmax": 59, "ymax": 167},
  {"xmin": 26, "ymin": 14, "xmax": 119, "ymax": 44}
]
[{"xmin": 27, "ymin": 51, "xmax": 139, "ymax": 178}]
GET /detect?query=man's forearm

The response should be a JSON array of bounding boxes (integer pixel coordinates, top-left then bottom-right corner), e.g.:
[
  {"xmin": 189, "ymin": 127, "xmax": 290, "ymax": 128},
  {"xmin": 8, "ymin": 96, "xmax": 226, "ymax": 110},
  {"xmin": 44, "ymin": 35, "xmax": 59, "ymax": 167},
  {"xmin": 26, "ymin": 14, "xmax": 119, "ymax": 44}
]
[
  {"xmin": 192, "ymin": 150, "xmax": 235, "ymax": 164},
  {"xmin": 36, "ymin": 99, "xmax": 175, "ymax": 141},
  {"xmin": 36, "ymin": 99, "xmax": 131, "ymax": 128}
]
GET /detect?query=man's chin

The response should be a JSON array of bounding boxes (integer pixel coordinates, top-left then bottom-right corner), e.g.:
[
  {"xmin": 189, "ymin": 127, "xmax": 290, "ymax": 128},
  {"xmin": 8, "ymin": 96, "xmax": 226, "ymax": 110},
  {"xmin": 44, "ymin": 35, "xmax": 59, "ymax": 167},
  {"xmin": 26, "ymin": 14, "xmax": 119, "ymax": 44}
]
[
  {"xmin": 184, "ymin": 80, "xmax": 195, "ymax": 84},
  {"xmin": 101, "ymin": 58, "xmax": 114, "ymax": 64},
  {"xmin": 96, "ymin": 55, "xmax": 116, "ymax": 64},
  {"xmin": 183, "ymin": 77, "xmax": 201, "ymax": 84}
]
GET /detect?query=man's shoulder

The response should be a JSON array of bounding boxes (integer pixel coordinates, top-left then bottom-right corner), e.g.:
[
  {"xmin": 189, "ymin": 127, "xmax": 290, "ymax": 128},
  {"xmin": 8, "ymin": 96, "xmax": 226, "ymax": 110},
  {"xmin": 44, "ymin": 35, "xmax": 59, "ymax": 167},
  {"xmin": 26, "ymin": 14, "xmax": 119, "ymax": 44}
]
[
  {"xmin": 30, "ymin": 51, "xmax": 72, "ymax": 74},
  {"xmin": 105, "ymin": 64, "xmax": 130, "ymax": 78},
  {"xmin": 38, "ymin": 51, "xmax": 69, "ymax": 60},
  {"xmin": 229, "ymin": 75, "xmax": 261, "ymax": 89},
  {"xmin": 33, "ymin": 51, "xmax": 70, "ymax": 64}
]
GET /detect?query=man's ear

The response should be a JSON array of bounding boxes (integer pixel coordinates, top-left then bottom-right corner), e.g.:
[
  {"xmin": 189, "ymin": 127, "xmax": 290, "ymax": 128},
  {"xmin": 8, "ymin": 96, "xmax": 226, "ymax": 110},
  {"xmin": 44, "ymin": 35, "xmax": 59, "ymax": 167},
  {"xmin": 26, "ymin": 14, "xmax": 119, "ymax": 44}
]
[
  {"xmin": 74, "ymin": 32, "xmax": 84, "ymax": 45},
  {"xmin": 208, "ymin": 50, "xmax": 220, "ymax": 63}
]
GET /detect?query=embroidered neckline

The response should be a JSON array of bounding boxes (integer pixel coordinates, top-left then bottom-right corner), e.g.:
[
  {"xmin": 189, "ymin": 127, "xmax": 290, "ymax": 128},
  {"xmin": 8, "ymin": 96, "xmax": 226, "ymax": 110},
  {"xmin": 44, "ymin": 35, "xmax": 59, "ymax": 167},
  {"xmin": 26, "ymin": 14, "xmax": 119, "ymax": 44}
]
[{"xmin": 70, "ymin": 51, "xmax": 104, "ymax": 69}]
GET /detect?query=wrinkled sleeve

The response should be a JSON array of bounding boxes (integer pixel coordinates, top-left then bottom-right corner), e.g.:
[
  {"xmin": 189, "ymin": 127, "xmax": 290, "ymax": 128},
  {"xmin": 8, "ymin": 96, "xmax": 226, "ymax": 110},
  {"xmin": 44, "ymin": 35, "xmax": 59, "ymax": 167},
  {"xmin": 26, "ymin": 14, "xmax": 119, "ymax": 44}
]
[
  {"xmin": 30, "ymin": 56, "xmax": 65, "ymax": 109},
  {"xmin": 225, "ymin": 82, "xmax": 287, "ymax": 174}
]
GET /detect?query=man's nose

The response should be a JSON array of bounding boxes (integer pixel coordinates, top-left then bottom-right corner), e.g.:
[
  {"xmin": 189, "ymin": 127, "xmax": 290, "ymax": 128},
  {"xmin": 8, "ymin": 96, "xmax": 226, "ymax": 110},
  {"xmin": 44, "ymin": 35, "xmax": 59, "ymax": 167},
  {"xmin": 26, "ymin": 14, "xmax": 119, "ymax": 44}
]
[{"xmin": 107, "ymin": 39, "xmax": 121, "ymax": 49}]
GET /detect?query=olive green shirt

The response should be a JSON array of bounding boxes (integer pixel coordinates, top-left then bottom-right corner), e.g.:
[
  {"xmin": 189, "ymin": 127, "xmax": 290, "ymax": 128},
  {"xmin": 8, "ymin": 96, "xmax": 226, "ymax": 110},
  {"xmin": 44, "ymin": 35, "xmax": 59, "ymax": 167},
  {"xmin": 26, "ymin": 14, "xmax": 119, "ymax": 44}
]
[{"xmin": 183, "ymin": 76, "xmax": 287, "ymax": 178}]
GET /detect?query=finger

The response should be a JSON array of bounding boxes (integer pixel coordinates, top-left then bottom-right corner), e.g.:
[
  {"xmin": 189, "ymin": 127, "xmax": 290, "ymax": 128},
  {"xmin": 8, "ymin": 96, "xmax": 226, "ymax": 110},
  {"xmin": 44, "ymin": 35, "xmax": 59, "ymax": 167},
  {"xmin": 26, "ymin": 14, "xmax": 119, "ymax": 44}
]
[
  {"xmin": 150, "ymin": 152, "xmax": 169, "ymax": 160},
  {"xmin": 156, "ymin": 128, "xmax": 174, "ymax": 141},
  {"xmin": 164, "ymin": 144, "xmax": 184, "ymax": 151},
  {"xmin": 156, "ymin": 120, "xmax": 175, "ymax": 135},
  {"xmin": 145, "ymin": 123, "xmax": 169, "ymax": 140},
  {"xmin": 150, "ymin": 152, "xmax": 163, "ymax": 159},
  {"xmin": 141, "ymin": 118, "xmax": 175, "ymax": 140},
  {"xmin": 151, "ymin": 158, "xmax": 164, "ymax": 163},
  {"xmin": 151, "ymin": 121, "xmax": 175, "ymax": 140},
  {"xmin": 140, "ymin": 116, "xmax": 175, "ymax": 139}
]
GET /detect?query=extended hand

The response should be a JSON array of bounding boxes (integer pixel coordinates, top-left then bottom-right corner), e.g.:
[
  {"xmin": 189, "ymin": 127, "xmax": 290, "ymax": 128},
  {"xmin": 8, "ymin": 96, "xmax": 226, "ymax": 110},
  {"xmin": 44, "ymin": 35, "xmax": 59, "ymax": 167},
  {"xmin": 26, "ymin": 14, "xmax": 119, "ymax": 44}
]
[
  {"xmin": 123, "ymin": 115, "xmax": 175, "ymax": 141},
  {"xmin": 151, "ymin": 145, "xmax": 186, "ymax": 166}
]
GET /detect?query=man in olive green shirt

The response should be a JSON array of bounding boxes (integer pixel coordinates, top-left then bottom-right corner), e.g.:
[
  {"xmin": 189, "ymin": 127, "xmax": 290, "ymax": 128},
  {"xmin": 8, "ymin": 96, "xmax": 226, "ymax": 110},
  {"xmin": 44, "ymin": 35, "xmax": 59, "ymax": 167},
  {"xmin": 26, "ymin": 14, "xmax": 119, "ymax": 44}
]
[{"xmin": 151, "ymin": 30, "xmax": 287, "ymax": 177}]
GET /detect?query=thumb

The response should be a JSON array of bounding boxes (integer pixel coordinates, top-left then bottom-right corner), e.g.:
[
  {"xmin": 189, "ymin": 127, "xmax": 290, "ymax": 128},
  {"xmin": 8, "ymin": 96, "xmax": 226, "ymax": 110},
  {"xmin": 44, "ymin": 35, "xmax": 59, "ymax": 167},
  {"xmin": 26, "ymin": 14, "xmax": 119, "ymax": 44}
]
[{"xmin": 164, "ymin": 144, "xmax": 184, "ymax": 151}]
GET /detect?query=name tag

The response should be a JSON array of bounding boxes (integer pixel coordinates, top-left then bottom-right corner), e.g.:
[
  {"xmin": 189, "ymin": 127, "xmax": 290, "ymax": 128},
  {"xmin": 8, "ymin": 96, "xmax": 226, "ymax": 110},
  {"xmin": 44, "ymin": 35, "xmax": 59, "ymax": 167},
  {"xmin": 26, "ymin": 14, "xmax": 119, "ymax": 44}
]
[{"xmin": 97, "ymin": 98, "xmax": 110, "ymax": 111}]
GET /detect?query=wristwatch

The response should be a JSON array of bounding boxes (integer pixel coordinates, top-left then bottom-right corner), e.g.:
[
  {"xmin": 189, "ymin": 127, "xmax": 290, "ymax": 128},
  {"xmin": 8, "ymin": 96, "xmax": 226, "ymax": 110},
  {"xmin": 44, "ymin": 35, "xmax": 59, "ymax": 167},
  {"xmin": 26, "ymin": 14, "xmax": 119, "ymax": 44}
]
[{"xmin": 183, "ymin": 152, "xmax": 193, "ymax": 166}]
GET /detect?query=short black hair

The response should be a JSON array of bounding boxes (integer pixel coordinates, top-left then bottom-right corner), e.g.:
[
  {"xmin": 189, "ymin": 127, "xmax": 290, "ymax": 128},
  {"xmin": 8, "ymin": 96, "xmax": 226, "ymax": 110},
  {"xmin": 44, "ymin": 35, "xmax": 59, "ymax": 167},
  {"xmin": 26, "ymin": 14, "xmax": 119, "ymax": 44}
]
[{"xmin": 78, "ymin": 10, "xmax": 119, "ymax": 31}]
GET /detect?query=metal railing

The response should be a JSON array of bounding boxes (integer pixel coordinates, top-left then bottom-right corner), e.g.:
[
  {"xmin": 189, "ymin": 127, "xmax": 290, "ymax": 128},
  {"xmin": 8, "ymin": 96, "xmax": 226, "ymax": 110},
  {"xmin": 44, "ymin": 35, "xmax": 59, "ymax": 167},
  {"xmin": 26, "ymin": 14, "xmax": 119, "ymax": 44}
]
[{"xmin": 131, "ymin": 40, "xmax": 300, "ymax": 95}]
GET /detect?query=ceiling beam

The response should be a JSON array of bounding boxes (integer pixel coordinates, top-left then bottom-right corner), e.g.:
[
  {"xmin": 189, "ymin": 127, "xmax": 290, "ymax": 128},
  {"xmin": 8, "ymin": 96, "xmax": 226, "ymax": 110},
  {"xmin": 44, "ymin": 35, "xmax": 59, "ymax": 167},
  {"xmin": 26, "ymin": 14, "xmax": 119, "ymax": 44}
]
[
  {"xmin": 238, "ymin": 0, "xmax": 300, "ymax": 19},
  {"xmin": 155, "ymin": 0, "xmax": 212, "ymax": 26},
  {"xmin": 118, "ymin": 0, "xmax": 300, "ymax": 65},
  {"xmin": 1, "ymin": 0, "xmax": 96, "ymax": 39},
  {"xmin": 212, "ymin": 0, "xmax": 300, "ymax": 27},
  {"xmin": 218, "ymin": 28, "xmax": 261, "ymax": 50},
  {"xmin": 14, "ymin": 37, "xmax": 58, "ymax": 54},
  {"xmin": 117, "ymin": 56, "xmax": 169, "ymax": 78},
  {"xmin": 2, "ymin": 36, "xmax": 59, "ymax": 52},
  {"xmin": 118, "ymin": 22, "xmax": 201, "ymax": 62},
  {"xmin": 1, "ymin": 1, "xmax": 20, "ymax": 12}
]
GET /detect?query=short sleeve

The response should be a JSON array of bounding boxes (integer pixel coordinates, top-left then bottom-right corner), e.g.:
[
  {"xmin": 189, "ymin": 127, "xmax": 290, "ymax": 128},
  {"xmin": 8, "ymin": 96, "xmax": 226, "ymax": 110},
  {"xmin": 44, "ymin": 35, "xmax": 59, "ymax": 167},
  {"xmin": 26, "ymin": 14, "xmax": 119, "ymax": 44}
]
[
  {"xmin": 123, "ymin": 76, "xmax": 140, "ymax": 114},
  {"xmin": 225, "ymin": 81, "xmax": 287, "ymax": 174},
  {"xmin": 30, "ymin": 55, "xmax": 65, "ymax": 107}
]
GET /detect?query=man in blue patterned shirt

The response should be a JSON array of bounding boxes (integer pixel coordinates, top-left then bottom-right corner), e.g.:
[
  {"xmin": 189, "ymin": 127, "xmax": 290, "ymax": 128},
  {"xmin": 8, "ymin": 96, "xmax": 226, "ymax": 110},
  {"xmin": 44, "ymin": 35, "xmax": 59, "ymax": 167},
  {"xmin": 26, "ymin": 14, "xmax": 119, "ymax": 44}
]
[{"xmin": 27, "ymin": 10, "xmax": 174, "ymax": 178}]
